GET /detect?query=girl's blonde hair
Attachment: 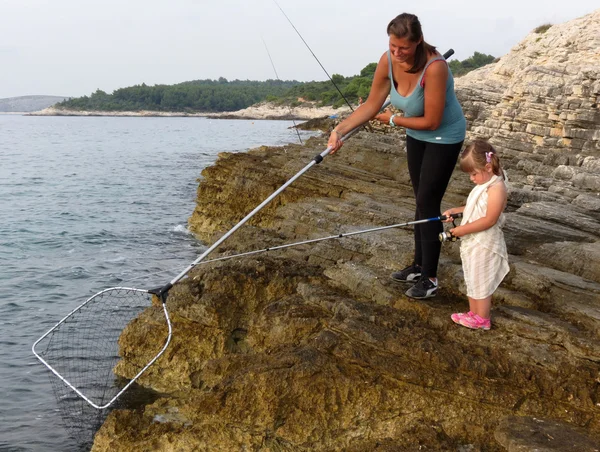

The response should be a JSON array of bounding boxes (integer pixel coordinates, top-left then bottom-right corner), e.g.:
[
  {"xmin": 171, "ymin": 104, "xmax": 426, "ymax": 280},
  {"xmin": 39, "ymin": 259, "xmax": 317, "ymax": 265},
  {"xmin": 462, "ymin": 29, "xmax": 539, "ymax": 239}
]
[{"xmin": 459, "ymin": 140, "xmax": 503, "ymax": 177}]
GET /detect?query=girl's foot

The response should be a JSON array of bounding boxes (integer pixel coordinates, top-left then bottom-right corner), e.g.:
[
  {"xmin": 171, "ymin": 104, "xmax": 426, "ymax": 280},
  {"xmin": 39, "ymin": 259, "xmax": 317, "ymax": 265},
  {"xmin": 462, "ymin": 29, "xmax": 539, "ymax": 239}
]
[
  {"xmin": 451, "ymin": 311, "xmax": 475, "ymax": 324},
  {"xmin": 457, "ymin": 314, "xmax": 491, "ymax": 330}
]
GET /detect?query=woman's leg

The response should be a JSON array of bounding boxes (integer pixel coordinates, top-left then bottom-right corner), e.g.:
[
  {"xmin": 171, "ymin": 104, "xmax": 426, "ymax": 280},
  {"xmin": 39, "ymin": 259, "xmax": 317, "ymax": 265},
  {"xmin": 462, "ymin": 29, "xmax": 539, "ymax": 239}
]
[
  {"xmin": 406, "ymin": 136, "xmax": 427, "ymax": 267},
  {"xmin": 412, "ymin": 139, "xmax": 462, "ymax": 278}
]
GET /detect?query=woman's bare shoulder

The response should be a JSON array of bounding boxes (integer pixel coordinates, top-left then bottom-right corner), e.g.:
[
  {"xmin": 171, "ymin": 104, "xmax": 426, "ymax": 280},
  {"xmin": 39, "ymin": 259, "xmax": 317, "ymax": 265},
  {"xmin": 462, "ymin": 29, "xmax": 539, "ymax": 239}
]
[{"xmin": 425, "ymin": 54, "xmax": 448, "ymax": 74}]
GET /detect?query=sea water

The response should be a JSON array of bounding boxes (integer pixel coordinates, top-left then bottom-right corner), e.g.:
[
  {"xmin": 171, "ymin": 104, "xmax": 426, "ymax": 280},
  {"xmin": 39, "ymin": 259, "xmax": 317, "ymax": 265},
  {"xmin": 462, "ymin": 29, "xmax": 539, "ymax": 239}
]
[{"xmin": 0, "ymin": 114, "xmax": 317, "ymax": 451}]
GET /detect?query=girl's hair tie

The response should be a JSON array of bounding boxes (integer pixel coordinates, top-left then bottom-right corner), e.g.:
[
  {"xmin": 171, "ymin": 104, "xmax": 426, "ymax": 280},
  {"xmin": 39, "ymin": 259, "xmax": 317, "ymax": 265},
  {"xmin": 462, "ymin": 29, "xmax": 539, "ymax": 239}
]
[{"xmin": 485, "ymin": 151, "xmax": 493, "ymax": 163}]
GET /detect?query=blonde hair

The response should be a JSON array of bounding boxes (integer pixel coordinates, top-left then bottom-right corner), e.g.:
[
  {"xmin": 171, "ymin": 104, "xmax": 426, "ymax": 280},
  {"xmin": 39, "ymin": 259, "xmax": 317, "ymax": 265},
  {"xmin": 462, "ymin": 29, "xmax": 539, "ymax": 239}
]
[{"xmin": 459, "ymin": 140, "xmax": 503, "ymax": 177}]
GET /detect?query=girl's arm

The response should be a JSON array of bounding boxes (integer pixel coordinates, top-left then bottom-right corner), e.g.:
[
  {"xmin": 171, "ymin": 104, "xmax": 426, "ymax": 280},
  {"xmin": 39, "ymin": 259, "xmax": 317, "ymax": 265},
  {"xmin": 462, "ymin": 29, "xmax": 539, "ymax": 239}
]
[
  {"xmin": 376, "ymin": 59, "xmax": 448, "ymax": 131},
  {"xmin": 328, "ymin": 52, "xmax": 391, "ymax": 153},
  {"xmin": 451, "ymin": 182, "xmax": 507, "ymax": 237}
]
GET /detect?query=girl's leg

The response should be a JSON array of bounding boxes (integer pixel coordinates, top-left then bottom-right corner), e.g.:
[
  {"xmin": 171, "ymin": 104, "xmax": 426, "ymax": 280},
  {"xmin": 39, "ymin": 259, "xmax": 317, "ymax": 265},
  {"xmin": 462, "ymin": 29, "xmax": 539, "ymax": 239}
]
[
  {"xmin": 468, "ymin": 296, "xmax": 492, "ymax": 319},
  {"xmin": 413, "ymin": 140, "xmax": 463, "ymax": 278}
]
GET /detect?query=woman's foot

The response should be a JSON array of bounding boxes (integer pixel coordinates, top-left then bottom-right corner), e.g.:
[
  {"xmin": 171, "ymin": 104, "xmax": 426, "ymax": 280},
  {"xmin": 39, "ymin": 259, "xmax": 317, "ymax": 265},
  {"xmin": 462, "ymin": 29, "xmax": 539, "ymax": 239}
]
[
  {"xmin": 390, "ymin": 263, "xmax": 422, "ymax": 283},
  {"xmin": 405, "ymin": 276, "xmax": 438, "ymax": 299}
]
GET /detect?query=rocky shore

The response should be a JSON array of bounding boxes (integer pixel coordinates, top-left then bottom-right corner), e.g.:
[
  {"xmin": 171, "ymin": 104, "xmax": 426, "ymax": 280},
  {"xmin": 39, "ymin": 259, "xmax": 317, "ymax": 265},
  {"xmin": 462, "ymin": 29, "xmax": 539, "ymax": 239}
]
[
  {"xmin": 91, "ymin": 10, "xmax": 600, "ymax": 451},
  {"xmin": 29, "ymin": 102, "xmax": 352, "ymax": 120}
]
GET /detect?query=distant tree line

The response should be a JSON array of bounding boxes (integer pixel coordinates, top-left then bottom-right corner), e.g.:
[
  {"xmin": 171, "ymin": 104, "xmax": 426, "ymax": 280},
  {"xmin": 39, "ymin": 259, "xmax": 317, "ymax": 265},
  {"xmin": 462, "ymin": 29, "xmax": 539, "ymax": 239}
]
[
  {"xmin": 57, "ymin": 52, "xmax": 493, "ymax": 112},
  {"xmin": 448, "ymin": 51, "xmax": 496, "ymax": 77},
  {"xmin": 268, "ymin": 63, "xmax": 377, "ymax": 109},
  {"xmin": 58, "ymin": 78, "xmax": 301, "ymax": 112}
]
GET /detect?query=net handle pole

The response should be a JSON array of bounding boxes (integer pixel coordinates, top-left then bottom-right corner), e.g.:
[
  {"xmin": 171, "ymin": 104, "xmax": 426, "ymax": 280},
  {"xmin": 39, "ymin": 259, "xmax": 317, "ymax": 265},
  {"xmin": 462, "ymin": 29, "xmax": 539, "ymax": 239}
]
[{"xmin": 167, "ymin": 112, "xmax": 375, "ymax": 287}]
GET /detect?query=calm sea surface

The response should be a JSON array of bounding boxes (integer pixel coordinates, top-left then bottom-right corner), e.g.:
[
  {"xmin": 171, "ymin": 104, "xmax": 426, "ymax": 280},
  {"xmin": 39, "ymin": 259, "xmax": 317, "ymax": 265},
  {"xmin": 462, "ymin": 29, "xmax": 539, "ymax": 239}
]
[{"xmin": 0, "ymin": 114, "xmax": 317, "ymax": 451}]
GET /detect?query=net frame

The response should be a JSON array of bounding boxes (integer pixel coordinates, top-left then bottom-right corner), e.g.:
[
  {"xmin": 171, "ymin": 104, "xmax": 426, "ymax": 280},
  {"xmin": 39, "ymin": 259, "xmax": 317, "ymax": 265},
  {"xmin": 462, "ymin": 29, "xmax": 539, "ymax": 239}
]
[{"xmin": 32, "ymin": 286, "xmax": 172, "ymax": 410}]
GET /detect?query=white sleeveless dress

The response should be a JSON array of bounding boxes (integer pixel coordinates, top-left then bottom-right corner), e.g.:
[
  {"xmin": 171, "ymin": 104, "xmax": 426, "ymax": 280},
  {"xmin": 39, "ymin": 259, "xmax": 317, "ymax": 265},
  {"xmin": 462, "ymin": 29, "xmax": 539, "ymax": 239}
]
[{"xmin": 459, "ymin": 174, "xmax": 510, "ymax": 299}]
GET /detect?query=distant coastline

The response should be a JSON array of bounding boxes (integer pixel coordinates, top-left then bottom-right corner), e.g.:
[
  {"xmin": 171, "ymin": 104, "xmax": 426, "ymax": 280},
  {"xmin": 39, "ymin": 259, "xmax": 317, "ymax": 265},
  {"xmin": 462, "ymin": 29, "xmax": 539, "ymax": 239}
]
[
  {"xmin": 0, "ymin": 95, "xmax": 69, "ymax": 113},
  {"xmin": 27, "ymin": 102, "xmax": 353, "ymax": 120}
]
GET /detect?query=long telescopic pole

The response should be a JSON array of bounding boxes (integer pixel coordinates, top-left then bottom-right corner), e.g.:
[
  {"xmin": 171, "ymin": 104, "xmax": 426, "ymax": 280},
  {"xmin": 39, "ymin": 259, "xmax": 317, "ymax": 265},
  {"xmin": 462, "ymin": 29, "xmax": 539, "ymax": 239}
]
[
  {"xmin": 152, "ymin": 49, "xmax": 456, "ymax": 297},
  {"xmin": 154, "ymin": 126, "xmax": 355, "ymax": 296}
]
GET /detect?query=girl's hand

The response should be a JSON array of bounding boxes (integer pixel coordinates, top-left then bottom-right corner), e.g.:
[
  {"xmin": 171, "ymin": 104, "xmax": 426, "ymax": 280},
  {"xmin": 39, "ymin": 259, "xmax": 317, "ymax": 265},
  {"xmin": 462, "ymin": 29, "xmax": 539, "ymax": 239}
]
[
  {"xmin": 328, "ymin": 130, "xmax": 343, "ymax": 154},
  {"xmin": 442, "ymin": 209, "xmax": 456, "ymax": 223},
  {"xmin": 450, "ymin": 225, "xmax": 465, "ymax": 237}
]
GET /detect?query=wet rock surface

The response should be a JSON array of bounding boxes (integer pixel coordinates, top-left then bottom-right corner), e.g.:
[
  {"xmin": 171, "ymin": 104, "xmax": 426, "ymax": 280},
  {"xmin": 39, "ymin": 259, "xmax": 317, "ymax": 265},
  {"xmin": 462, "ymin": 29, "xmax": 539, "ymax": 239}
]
[
  {"xmin": 494, "ymin": 416, "xmax": 599, "ymax": 451},
  {"xmin": 93, "ymin": 10, "xmax": 600, "ymax": 451}
]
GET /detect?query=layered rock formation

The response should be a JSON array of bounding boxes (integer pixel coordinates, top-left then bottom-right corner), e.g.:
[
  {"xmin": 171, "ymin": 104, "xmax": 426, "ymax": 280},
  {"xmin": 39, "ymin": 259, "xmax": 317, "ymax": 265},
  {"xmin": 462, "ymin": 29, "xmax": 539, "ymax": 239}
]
[{"xmin": 92, "ymin": 10, "xmax": 600, "ymax": 451}]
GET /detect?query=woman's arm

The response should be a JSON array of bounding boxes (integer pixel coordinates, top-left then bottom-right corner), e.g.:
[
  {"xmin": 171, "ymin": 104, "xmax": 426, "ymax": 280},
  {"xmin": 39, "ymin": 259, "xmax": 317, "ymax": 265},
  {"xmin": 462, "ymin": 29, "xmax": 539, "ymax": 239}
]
[
  {"xmin": 327, "ymin": 52, "xmax": 391, "ymax": 153},
  {"xmin": 451, "ymin": 182, "xmax": 507, "ymax": 237},
  {"xmin": 377, "ymin": 59, "xmax": 448, "ymax": 131}
]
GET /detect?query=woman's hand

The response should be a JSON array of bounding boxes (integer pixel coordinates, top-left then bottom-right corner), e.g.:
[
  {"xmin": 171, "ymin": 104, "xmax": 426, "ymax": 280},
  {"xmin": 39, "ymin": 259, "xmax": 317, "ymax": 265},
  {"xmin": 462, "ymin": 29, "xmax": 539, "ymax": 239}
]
[
  {"xmin": 327, "ymin": 129, "xmax": 343, "ymax": 154},
  {"xmin": 374, "ymin": 110, "xmax": 392, "ymax": 124}
]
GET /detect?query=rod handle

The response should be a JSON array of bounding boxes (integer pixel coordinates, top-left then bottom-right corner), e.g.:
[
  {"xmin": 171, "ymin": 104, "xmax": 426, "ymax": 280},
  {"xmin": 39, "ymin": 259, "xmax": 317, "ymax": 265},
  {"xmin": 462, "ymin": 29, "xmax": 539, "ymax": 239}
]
[
  {"xmin": 442, "ymin": 49, "xmax": 454, "ymax": 60},
  {"xmin": 439, "ymin": 212, "xmax": 462, "ymax": 221}
]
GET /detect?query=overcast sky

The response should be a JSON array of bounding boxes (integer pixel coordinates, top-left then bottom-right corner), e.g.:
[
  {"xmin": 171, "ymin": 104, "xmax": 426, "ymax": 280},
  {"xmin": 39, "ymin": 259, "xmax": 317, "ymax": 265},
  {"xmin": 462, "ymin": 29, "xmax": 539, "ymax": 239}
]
[{"xmin": 0, "ymin": 1, "xmax": 598, "ymax": 99}]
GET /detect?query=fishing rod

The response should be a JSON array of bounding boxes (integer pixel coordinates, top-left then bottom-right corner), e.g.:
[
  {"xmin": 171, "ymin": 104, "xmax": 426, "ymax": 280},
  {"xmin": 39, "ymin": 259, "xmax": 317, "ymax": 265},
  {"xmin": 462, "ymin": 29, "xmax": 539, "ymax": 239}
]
[
  {"xmin": 261, "ymin": 36, "xmax": 303, "ymax": 145},
  {"xmin": 272, "ymin": 0, "xmax": 455, "ymax": 117},
  {"xmin": 188, "ymin": 213, "xmax": 463, "ymax": 268}
]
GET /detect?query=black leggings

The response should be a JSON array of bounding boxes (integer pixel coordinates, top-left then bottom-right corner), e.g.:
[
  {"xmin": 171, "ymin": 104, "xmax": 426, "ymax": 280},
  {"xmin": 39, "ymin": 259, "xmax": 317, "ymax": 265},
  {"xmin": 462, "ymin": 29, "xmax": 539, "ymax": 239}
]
[{"xmin": 406, "ymin": 135, "xmax": 463, "ymax": 278}]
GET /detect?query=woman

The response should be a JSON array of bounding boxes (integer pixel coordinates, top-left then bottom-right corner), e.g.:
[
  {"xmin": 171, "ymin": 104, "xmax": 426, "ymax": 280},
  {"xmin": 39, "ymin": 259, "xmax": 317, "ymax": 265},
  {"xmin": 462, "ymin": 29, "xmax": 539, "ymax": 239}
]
[{"xmin": 328, "ymin": 13, "xmax": 466, "ymax": 300}]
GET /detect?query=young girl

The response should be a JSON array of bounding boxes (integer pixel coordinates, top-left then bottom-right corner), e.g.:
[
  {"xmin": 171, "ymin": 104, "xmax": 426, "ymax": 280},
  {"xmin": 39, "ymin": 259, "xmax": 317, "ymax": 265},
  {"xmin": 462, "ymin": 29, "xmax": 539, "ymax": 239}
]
[{"xmin": 442, "ymin": 140, "xmax": 509, "ymax": 330}]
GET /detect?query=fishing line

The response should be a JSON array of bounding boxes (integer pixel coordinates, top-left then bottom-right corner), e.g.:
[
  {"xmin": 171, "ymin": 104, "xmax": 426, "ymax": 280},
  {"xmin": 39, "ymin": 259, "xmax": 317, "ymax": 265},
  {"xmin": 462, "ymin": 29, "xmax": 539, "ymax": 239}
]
[
  {"xmin": 261, "ymin": 36, "xmax": 303, "ymax": 145},
  {"xmin": 272, "ymin": 0, "xmax": 355, "ymax": 112}
]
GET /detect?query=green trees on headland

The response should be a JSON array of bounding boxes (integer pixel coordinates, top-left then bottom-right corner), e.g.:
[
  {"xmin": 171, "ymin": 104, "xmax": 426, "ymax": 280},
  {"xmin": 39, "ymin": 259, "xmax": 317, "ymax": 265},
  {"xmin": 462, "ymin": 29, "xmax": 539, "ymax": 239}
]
[
  {"xmin": 57, "ymin": 52, "xmax": 494, "ymax": 113},
  {"xmin": 58, "ymin": 79, "xmax": 300, "ymax": 113}
]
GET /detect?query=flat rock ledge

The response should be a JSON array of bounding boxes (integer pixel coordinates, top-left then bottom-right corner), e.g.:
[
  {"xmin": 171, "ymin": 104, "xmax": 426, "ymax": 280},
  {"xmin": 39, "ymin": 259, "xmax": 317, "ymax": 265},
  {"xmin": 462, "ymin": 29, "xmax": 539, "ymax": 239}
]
[{"xmin": 92, "ymin": 128, "xmax": 599, "ymax": 451}]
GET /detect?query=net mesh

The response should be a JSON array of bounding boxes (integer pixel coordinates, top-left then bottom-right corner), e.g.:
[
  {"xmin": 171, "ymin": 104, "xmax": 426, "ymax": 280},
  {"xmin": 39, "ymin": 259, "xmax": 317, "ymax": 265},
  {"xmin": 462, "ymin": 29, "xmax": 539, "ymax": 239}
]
[{"xmin": 34, "ymin": 287, "xmax": 169, "ymax": 447}]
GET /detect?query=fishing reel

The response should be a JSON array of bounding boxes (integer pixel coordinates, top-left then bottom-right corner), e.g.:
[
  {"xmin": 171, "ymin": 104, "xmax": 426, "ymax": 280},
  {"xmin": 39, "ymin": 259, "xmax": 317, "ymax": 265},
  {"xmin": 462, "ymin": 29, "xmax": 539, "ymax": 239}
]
[
  {"xmin": 439, "ymin": 231, "xmax": 459, "ymax": 242},
  {"xmin": 439, "ymin": 212, "xmax": 462, "ymax": 243}
]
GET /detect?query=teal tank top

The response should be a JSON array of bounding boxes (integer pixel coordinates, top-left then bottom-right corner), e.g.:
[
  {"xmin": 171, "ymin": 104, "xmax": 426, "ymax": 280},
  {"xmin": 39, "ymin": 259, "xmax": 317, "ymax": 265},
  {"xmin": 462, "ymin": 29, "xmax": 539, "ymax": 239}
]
[{"xmin": 388, "ymin": 50, "xmax": 466, "ymax": 144}]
